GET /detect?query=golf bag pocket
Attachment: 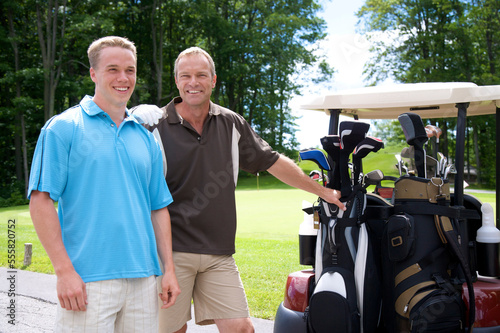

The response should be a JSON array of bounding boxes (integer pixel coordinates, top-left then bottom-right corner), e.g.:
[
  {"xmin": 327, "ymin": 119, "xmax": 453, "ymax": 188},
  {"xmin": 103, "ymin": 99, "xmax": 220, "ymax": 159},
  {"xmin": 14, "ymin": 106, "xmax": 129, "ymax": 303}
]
[
  {"xmin": 408, "ymin": 285, "xmax": 465, "ymax": 333},
  {"xmin": 386, "ymin": 213, "xmax": 415, "ymax": 262},
  {"xmin": 307, "ymin": 267, "xmax": 360, "ymax": 333}
]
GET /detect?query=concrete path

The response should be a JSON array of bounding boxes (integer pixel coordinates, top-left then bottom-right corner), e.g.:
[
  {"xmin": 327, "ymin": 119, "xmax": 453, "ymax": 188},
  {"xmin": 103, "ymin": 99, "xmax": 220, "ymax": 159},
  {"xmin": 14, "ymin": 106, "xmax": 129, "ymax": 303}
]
[{"xmin": 0, "ymin": 268, "xmax": 274, "ymax": 332}]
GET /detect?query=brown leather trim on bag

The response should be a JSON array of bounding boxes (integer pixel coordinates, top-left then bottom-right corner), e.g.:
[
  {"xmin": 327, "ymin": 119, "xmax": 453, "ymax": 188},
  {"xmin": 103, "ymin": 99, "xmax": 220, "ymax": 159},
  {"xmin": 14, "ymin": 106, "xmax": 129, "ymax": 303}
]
[
  {"xmin": 394, "ymin": 177, "xmax": 450, "ymax": 203},
  {"xmin": 395, "ymin": 263, "xmax": 422, "ymax": 287},
  {"xmin": 395, "ymin": 281, "xmax": 436, "ymax": 318},
  {"xmin": 434, "ymin": 215, "xmax": 448, "ymax": 244},
  {"xmin": 408, "ymin": 289, "xmax": 434, "ymax": 316}
]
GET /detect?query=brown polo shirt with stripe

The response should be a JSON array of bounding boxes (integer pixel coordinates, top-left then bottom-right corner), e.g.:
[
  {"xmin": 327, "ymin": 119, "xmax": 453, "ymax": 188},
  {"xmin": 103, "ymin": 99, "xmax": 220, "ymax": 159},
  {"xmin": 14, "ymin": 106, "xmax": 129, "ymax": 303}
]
[{"xmin": 146, "ymin": 97, "xmax": 280, "ymax": 255}]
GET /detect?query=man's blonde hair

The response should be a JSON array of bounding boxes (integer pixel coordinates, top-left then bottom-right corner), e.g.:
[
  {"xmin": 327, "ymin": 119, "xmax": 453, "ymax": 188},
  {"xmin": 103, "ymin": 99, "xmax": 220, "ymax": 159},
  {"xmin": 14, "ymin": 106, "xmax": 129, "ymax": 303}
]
[
  {"xmin": 174, "ymin": 47, "xmax": 216, "ymax": 78},
  {"xmin": 87, "ymin": 36, "xmax": 137, "ymax": 69}
]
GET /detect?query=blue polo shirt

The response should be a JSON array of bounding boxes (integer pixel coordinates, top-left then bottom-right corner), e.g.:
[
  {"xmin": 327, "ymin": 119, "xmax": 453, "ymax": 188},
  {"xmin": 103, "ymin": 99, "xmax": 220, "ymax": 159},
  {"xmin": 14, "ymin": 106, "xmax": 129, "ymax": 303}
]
[{"xmin": 28, "ymin": 95, "xmax": 173, "ymax": 283}]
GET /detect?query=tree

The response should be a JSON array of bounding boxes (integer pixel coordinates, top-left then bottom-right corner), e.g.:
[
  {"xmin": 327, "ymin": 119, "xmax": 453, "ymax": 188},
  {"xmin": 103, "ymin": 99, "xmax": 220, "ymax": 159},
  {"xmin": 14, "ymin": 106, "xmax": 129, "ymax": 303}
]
[
  {"xmin": 357, "ymin": 0, "xmax": 499, "ymax": 186},
  {"xmin": 0, "ymin": 0, "xmax": 332, "ymax": 204}
]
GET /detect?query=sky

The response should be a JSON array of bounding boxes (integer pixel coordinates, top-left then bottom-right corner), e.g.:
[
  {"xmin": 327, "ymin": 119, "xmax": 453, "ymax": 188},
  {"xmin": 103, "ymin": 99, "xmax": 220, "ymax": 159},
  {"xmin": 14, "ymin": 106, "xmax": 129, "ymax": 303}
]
[{"xmin": 291, "ymin": 0, "xmax": 373, "ymax": 149}]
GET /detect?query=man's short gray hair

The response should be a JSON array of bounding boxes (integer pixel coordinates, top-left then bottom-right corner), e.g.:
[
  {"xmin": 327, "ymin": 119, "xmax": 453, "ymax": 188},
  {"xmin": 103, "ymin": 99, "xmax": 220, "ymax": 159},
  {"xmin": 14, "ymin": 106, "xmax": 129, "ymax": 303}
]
[{"xmin": 174, "ymin": 47, "xmax": 216, "ymax": 78}]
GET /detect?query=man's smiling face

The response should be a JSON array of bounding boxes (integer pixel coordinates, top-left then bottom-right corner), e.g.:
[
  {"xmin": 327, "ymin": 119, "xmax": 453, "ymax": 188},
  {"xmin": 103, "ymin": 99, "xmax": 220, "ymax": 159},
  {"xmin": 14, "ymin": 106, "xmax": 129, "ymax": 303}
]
[
  {"xmin": 175, "ymin": 54, "xmax": 216, "ymax": 110},
  {"xmin": 90, "ymin": 46, "xmax": 136, "ymax": 110}
]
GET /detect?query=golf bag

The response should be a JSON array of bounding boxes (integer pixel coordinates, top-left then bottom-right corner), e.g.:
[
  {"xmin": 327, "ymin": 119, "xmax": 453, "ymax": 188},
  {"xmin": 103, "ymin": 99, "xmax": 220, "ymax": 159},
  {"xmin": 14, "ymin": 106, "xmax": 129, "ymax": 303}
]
[
  {"xmin": 306, "ymin": 121, "xmax": 383, "ymax": 333},
  {"xmin": 381, "ymin": 176, "xmax": 475, "ymax": 333}
]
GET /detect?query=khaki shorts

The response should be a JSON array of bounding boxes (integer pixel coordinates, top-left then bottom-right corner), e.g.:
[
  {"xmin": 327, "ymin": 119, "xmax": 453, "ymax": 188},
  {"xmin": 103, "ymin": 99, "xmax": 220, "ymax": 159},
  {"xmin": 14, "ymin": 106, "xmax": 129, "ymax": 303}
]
[
  {"xmin": 55, "ymin": 276, "xmax": 158, "ymax": 333},
  {"xmin": 158, "ymin": 252, "xmax": 250, "ymax": 332}
]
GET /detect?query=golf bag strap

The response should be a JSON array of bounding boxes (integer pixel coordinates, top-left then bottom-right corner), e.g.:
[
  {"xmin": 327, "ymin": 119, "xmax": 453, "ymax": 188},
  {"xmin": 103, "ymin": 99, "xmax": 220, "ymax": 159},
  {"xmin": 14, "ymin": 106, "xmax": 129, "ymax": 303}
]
[
  {"xmin": 395, "ymin": 280, "xmax": 436, "ymax": 318},
  {"xmin": 365, "ymin": 205, "xmax": 393, "ymax": 219},
  {"xmin": 434, "ymin": 215, "xmax": 475, "ymax": 331},
  {"xmin": 318, "ymin": 214, "xmax": 362, "ymax": 228},
  {"xmin": 433, "ymin": 273, "xmax": 459, "ymax": 295},
  {"xmin": 394, "ymin": 203, "xmax": 478, "ymax": 220},
  {"xmin": 394, "ymin": 247, "xmax": 447, "ymax": 287}
]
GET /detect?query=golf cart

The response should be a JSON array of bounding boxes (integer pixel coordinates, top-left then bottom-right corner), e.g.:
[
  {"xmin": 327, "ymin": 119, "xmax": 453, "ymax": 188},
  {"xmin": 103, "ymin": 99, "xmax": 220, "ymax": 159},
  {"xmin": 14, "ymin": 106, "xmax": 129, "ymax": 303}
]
[{"xmin": 274, "ymin": 82, "xmax": 500, "ymax": 332}]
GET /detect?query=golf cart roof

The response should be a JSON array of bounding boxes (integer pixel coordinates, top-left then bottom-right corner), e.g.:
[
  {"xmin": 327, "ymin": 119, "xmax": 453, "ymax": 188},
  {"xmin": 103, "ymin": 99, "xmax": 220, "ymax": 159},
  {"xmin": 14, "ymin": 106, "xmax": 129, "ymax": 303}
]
[{"xmin": 301, "ymin": 82, "xmax": 500, "ymax": 119}]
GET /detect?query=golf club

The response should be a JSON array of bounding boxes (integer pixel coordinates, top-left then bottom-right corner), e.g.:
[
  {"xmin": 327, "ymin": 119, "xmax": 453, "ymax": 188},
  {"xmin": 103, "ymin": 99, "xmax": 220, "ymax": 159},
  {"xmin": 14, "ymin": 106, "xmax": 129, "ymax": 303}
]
[
  {"xmin": 352, "ymin": 136, "xmax": 384, "ymax": 185},
  {"xmin": 398, "ymin": 113, "xmax": 429, "ymax": 178},
  {"xmin": 321, "ymin": 135, "xmax": 341, "ymax": 190},
  {"xmin": 339, "ymin": 121, "xmax": 371, "ymax": 196},
  {"xmin": 299, "ymin": 149, "xmax": 331, "ymax": 187},
  {"xmin": 395, "ymin": 154, "xmax": 403, "ymax": 176}
]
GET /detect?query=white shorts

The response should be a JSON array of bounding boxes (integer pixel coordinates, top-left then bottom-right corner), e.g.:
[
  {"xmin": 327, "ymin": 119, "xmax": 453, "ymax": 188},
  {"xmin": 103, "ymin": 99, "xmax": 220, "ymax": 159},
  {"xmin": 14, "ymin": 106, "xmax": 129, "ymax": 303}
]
[{"xmin": 55, "ymin": 276, "xmax": 158, "ymax": 332}]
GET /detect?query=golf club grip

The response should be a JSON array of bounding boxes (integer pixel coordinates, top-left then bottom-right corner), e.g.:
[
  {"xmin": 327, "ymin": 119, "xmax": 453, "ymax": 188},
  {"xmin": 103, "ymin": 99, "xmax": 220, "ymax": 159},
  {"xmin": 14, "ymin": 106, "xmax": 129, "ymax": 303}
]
[{"xmin": 321, "ymin": 135, "xmax": 341, "ymax": 190}]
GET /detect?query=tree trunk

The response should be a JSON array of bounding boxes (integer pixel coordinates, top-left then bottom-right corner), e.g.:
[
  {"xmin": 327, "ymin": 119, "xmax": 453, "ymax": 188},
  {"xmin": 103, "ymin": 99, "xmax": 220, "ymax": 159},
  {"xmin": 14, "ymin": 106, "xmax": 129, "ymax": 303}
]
[
  {"xmin": 151, "ymin": 0, "xmax": 164, "ymax": 105},
  {"xmin": 8, "ymin": 5, "xmax": 28, "ymax": 192},
  {"xmin": 21, "ymin": 114, "xmax": 29, "ymax": 195},
  {"xmin": 36, "ymin": 0, "xmax": 67, "ymax": 121}
]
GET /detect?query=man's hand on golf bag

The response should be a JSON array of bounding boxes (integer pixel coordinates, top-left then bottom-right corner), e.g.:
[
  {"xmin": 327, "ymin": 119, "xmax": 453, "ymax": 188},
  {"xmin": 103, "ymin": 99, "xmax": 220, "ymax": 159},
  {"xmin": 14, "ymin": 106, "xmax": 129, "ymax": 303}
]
[
  {"xmin": 130, "ymin": 104, "xmax": 163, "ymax": 125},
  {"xmin": 319, "ymin": 187, "xmax": 346, "ymax": 211}
]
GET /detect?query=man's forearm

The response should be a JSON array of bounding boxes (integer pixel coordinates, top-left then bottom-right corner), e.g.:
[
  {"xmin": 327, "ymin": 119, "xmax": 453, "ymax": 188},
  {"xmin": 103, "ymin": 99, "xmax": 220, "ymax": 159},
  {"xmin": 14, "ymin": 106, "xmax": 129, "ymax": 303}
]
[
  {"xmin": 151, "ymin": 207, "xmax": 175, "ymax": 273},
  {"xmin": 267, "ymin": 155, "xmax": 345, "ymax": 210},
  {"xmin": 267, "ymin": 155, "xmax": 325, "ymax": 195}
]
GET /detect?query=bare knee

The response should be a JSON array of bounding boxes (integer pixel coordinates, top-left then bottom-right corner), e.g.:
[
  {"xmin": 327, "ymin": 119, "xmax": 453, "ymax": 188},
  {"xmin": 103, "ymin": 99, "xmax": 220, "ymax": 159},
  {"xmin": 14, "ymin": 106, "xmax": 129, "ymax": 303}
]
[
  {"xmin": 238, "ymin": 318, "xmax": 254, "ymax": 333},
  {"xmin": 215, "ymin": 317, "xmax": 254, "ymax": 333}
]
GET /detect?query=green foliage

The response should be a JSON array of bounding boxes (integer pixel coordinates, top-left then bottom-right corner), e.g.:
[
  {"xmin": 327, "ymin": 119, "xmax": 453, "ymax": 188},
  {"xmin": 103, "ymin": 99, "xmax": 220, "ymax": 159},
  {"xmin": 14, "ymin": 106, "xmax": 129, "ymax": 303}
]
[
  {"xmin": 356, "ymin": 0, "xmax": 499, "ymax": 187},
  {"xmin": 0, "ymin": 0, "xmax": 332, "ymax": 202}
]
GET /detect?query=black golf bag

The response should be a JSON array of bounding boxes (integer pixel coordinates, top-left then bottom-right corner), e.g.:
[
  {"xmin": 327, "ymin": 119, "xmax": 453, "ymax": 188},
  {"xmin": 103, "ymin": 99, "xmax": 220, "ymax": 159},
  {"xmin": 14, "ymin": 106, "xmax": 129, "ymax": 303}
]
[
  {"xmin": 306, "ymin": 121, "xmax": 384, "ymax": 333},
  {"xmin": 380, "ymin": 112, "xmax": 476, "ymax": 333}
]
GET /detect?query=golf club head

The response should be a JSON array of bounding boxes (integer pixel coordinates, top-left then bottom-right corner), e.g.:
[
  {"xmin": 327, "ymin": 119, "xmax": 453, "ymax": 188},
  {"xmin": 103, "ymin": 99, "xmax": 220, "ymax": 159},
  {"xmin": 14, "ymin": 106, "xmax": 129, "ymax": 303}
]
[
  {"xmin": 353, "ymin": 136, "xmax": 384, "ymax": 159},
  {"xmin": 426, "ymin": 155, "xmax": 438, "ymax": 177},
  {"xmin": 339, "ymin": 121, "xmax": 371, "ymax": 153},
  {"xmin": 441, "ymin": 156, "xmax": 448, "ymax": 177},
  {"xmin": 321, "ymin": 135, "xmax": 340, "ymax": 157},
  {"xmin": 339, "ymin": 121, "xmax": 370, "ymax": 196},
  {"xmin": 398, "ymin": 113, "xmax": 428, "ymax": 177},
  {"xmin": 398, "ymin": 113, "xmax": 428, "ymax": 146},
  {"xmin": 425, "ymin": 125, "xmax": 437, "ymax": 138},
  {"xmin": 426, "ymin": 124, "xmax": 442, "ymax": 143},
  {"xmin": 321, "ymin": 135, "xmax": 341, "ymax": 190},
  {"xmin": 299, "ymin": 149, "xmax": 331, "ymax": 171},
  {"xmin": 309, "ymin": 170, "xmax": 329, "ymax": 183},
  {"xmin": 352, "ymin": 137, "xmax": 384, "ymax": 184},
  {"xmin": 400, "ymin": 146, "xmax": 415, "ymax": 175},
  {"xmin": 363, "ymin": 169, "xmax": 384, "ymax": 187},
  {"xmin": 401, "ymin": 146, "xmax": 414, "ymax": 158}
]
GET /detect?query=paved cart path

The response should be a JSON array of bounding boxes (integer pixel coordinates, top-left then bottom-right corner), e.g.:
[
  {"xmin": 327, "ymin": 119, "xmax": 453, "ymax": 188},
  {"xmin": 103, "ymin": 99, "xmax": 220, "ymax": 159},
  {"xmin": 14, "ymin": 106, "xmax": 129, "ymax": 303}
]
[{"xmin": 0, "ymin": 268, "xmax": 273, "ymax": 333}]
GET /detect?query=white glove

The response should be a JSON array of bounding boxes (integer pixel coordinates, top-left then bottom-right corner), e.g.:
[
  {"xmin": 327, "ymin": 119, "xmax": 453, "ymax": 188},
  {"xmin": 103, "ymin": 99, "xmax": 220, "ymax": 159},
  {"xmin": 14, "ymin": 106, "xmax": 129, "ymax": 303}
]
[{"xmin": 130, "ymin": 104, "xmax": 163, "ymax": 126}]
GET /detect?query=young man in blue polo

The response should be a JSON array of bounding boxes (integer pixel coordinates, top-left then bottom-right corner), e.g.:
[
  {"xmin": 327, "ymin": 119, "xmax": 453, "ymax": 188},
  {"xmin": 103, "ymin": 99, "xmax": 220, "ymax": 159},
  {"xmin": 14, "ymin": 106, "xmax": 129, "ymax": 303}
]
[{"xmin": 28, "ymin": 36, "xmax": 180, "ymax": 332}]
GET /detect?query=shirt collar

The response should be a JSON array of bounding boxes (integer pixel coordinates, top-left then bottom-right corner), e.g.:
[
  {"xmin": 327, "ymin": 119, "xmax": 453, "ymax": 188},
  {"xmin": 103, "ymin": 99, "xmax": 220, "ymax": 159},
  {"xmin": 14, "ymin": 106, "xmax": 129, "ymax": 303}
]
[
  {"xmin": 80, "ymin": 95, "xmax": 132, "ymax": 119},
  {"xmin": 167, "ymin": 96, "xmax": 219, "ymax": 124}
]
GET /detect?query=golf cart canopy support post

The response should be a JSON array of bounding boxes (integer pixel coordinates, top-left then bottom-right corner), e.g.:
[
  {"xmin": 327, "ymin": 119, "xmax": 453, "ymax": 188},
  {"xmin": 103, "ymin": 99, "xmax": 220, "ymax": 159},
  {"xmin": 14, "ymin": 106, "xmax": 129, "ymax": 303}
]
[
  {"xmin": 303, "ymin": 82, "xmax": 500, "ymax": 228},
  {"xmin": 497, "ymin": 106, "xmax": 499, "ymax": 229}
]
